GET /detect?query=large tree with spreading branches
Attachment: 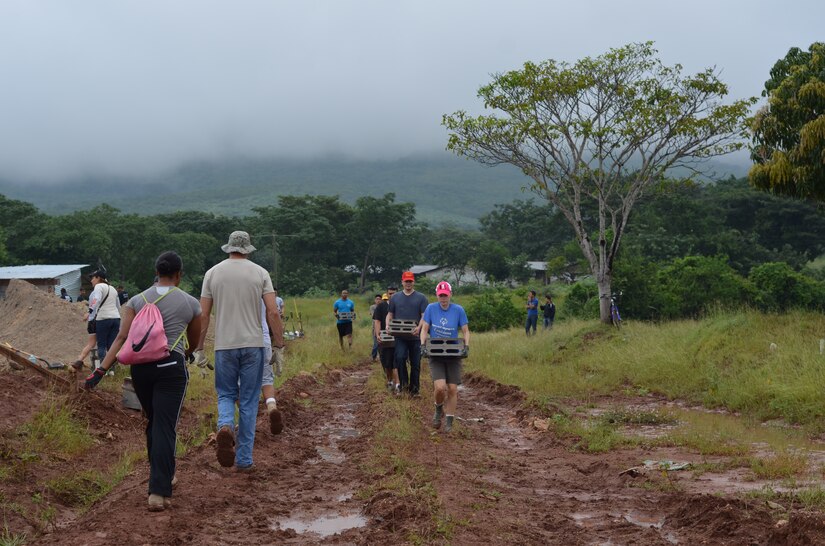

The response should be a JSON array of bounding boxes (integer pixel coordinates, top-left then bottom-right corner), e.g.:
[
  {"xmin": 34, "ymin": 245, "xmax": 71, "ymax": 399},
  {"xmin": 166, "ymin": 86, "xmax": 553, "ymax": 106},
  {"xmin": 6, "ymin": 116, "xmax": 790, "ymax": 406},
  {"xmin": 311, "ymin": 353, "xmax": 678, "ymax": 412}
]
[{"xmin": 444, "ymin": 42, "xmax": 755, "ymax": 323}]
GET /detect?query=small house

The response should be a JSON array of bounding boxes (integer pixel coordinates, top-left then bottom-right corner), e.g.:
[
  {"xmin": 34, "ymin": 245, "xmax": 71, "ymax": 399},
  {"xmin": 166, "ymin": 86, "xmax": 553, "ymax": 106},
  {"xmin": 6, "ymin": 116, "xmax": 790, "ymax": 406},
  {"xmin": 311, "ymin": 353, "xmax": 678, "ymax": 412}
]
[{"xmin": 0, "ymin": 264, "xmax": 89, "ymax": 300}]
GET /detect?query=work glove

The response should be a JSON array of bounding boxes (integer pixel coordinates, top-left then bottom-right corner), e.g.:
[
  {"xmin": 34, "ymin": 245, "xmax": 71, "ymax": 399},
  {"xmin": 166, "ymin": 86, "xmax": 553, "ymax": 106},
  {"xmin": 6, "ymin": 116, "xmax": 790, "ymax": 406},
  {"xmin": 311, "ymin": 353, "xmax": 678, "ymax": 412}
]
[
  {"xmin": 461, "ymin": 346, "xmax": 470, "ymax": 359},
  {"xmin": 193, "ymin": 350, "xmax": 213, "ymax": 370},
  {"xmin": 85, "ymin": 368, "xmax": 106, "ymax": 390},
  {"xmin": 270, "ymin": 346, "xmax": 285, "ymax": 377}
]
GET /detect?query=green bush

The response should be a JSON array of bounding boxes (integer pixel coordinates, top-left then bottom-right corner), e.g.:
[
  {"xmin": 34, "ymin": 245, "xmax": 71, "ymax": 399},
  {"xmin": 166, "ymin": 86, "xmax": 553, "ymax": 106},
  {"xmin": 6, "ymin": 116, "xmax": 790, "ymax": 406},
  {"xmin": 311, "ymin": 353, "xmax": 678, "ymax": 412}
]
[
  {"xmin": 465, "ymin": 289, "xmax": 522, "ymax": 332},
  {"xmin": 657, "ymin": 255, "xmax": 752, "ymax": 318},
  {"xmin": 749, "ymin": 262, "xmax": 825, "ymax": 311},
  {"xmin": 563, "ymin": 280, "xmax": 599, "ymax": 319}
]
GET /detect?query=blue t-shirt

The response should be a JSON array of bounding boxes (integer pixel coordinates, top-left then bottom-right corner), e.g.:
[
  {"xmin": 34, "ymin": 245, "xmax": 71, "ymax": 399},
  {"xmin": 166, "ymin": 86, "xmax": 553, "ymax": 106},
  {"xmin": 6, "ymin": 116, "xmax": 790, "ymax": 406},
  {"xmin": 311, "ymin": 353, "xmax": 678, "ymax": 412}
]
[
  {"xmin": 527, "ymin": 297, "xmax": 539, "ymax": 317},
  {"xmin": 333, "ymin": 299, "xmax": 355, "ymax": 324},
  {"xmin": 422, "ymin": 303, "xmax": 468, "ymax": 339}
]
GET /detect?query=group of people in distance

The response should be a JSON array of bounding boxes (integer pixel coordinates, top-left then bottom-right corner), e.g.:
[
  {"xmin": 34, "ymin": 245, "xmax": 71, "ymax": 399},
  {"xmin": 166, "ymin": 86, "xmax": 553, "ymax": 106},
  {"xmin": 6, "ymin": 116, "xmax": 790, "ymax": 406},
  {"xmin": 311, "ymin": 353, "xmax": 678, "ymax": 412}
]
[
  {"xmin": 83, "ymin": 231, "xmax": 286, "ymax": 512},
  {"xmin": 525, "ymin": 290, "xmax": 556, "ymax": 335},
  {"xmin": 366, "ymin": 271, "xmax": 471, "ymax": 433}
]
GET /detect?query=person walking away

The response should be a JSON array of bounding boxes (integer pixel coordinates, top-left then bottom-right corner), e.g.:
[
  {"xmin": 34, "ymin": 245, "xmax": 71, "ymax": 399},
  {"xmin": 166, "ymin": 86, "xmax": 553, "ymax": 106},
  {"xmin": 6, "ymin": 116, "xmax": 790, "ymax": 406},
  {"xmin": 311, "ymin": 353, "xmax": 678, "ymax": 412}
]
[
  {"xmin": 369, "ymin": 294, "xmax": 381, "ymax": 361},
  {"xmin": 373, "ymin": 287, "xmax": 399, "ymax": 391},
  {"xmin": 194, "ymin": 231, "xmax": 285, "ymax": 471},
  {"xmin": 259, "ymin": 299, "xmax": 284, "ymax": 434},
  {"xmin": 387, "ymin": 271, "xmax": 428, "ymax": 396},
  {"xmin": 117, "ymin": 284, "xmax": 130, "ymax": 306},
  {"xmin": 333, "ymin": 289, "xmax": 355, "ymax": 350},
  {"xmin": 89, "ymin": 269, "xmax": 121, "ymax": 363},
  {"xmin": 84, "ymin": 251, "xmax": 202, "ymax": 511},
  {"xmin": 420, "ymin": 281, "xmax": 469, "ymax": 433},
  {"xmin": 525, "ymin": 290, "xmax": 539, "ymax": 336},
  {"xmin": 541, "ymin": 294, "xmax": 556, "ymax": 330}
]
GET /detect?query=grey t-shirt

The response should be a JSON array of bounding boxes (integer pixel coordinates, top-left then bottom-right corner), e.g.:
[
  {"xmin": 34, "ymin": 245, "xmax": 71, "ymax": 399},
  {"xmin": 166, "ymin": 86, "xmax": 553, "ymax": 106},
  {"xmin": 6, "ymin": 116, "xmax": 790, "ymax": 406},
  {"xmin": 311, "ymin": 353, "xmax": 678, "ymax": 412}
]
[
  {"xmin": 388, "ymin": 290, "xmax": 428, "ymax": 321},
  {"xmin": 201, "ymin": 258, "xmax": 275, "ymax": 350},
  {"xmin": 127, "ymin": 286, "xmax": 202, "ymax": 356}
]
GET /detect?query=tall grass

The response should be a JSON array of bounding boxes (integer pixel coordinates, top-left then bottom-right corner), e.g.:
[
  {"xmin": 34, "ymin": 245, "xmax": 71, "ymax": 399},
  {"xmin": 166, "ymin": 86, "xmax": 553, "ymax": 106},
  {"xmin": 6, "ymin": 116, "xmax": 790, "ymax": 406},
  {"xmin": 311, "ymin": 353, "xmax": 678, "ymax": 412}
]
[{"xmin": 468, "ymin": 309, "xmax": 825, "ymax": 428}]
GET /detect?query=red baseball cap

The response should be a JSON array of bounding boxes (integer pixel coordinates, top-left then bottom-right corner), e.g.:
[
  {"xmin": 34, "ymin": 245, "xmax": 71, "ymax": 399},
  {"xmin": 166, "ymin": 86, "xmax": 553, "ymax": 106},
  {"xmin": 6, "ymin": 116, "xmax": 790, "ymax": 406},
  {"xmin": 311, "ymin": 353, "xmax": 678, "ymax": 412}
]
[
  {"xmin": 401, "ymin": 271, "xmax": 415, "ymax": 281},
  {"xmin": 436, "ymin": 281, "xmax": 452, "ymax": 296}
]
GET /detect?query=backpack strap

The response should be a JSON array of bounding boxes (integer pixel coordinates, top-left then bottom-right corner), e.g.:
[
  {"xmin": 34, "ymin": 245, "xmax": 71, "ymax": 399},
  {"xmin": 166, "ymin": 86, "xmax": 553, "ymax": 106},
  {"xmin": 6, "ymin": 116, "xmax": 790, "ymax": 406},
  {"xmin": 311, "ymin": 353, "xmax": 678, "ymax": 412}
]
[
  {"xmin": 170, "ymin": 330, "xmax": 188, "ymax": 352},
  {"xmin": 150, "ymin": 286, "xmax": 179, "ymax": 305}
]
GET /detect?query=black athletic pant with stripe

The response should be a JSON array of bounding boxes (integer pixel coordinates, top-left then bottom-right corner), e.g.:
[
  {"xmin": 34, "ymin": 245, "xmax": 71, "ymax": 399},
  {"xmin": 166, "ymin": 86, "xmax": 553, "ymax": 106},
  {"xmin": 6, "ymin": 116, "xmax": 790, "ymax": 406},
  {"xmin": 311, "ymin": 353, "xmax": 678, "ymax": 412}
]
[{"xmin": 130, "ymin": 352, "xmax": 188, "ymax": 498}]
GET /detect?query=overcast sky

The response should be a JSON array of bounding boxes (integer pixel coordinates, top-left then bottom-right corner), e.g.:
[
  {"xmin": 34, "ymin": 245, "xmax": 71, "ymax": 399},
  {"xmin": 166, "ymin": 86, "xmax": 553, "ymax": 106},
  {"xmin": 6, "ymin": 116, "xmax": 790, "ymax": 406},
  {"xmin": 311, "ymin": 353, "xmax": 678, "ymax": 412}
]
[{"xmin": 0, "ymin": 0, "xmax": 822, "ymax": 182}]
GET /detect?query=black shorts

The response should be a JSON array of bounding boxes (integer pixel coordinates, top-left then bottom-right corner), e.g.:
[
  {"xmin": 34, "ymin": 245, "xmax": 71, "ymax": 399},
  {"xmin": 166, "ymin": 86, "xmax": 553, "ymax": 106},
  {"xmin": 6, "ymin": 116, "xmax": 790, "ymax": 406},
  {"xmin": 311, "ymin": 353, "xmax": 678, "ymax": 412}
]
[
  {"xmin": 380, "ymin": 347, "xmax": 395, "ymax": 370},
  {"xmin": 336, "ymin": 322, "xmax": 353, "ymax": 337},
  {"xmin": 87, "ymin": 321, "xmax": 96, "ymax": 334}
]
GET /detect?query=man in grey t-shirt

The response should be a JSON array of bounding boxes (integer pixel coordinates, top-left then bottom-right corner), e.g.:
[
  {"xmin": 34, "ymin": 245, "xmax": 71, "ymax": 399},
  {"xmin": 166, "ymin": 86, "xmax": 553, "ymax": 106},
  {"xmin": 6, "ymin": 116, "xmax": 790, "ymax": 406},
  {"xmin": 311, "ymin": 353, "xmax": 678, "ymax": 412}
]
[
  {"xmin": 195, "ymin": 231, "xmax": 285, "ymax": 471},
  {"xmin": 387, "ymin": 271, "xmax": 428, "ymax": 396}
]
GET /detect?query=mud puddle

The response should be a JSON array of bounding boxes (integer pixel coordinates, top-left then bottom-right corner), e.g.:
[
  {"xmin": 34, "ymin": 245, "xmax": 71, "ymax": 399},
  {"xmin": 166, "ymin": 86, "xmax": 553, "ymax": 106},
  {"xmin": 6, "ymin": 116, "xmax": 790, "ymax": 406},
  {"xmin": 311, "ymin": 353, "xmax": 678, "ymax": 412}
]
[{"xmin": 271, "ymin": 512, "xmax": 368, "ymax": 537}]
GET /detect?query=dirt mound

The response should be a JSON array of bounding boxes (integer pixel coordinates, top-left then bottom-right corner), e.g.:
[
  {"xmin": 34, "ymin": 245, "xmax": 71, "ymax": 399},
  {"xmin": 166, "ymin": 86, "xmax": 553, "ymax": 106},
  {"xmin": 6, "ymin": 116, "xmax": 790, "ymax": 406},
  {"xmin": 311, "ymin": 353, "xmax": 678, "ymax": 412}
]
[
  {"xmin": 0, "ymin": 278, "xmax": 89, "ymax": 366},
  {"xmin": 463, "ymin": 372, "xmax": 526, "ymax": 406},
  {"xmin": 668, "ymin": 495, "xmax": 773, "ymax": 542}
]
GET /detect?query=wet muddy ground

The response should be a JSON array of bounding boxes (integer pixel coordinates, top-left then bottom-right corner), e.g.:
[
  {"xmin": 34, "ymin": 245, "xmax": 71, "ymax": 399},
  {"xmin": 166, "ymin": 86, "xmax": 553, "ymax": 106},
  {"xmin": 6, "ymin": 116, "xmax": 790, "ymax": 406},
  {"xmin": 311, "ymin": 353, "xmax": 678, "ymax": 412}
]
[{"xmin": 16, "ymin": 360, "xmax": 825, "ymax": 544}]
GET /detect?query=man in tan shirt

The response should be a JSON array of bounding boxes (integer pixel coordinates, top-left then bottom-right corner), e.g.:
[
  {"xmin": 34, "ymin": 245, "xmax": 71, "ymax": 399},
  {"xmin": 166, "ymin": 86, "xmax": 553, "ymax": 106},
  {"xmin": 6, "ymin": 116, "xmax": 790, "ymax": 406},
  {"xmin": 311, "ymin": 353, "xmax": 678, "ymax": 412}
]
[{"xmin": 195, "ymin": 231, "xmax": 284, "ymax": 470}]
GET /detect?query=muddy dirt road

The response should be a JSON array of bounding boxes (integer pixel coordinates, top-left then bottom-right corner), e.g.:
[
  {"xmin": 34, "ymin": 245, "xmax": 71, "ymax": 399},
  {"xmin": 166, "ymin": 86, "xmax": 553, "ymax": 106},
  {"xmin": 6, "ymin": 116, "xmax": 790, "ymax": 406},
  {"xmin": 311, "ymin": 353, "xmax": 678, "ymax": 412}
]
[{"xmin": 34, "ymin": 361, "xmax": 825, "ymax": 545}]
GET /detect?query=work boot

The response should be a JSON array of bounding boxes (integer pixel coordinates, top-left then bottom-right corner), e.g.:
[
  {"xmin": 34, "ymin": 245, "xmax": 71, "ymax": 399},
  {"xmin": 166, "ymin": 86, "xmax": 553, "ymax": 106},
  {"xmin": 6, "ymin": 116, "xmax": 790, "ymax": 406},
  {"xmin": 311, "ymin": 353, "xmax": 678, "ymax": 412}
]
[
  {"xmin": 148, "ymin": 494, "xmax": 171, "ymax": 512},
  {"xmin": 267, "ymin": 401, "xmax": 284, "ymax": 435},
  {"xmin": 216, "ymin": 426, "xmax": 236, "ymax": 467},
  {"xmin": 432, "ymin": 404, "xmax": 444, "ymax": 429},
  {"xmin": 444, "ymin": 415, "xmax": 454, "ymax": 433}
]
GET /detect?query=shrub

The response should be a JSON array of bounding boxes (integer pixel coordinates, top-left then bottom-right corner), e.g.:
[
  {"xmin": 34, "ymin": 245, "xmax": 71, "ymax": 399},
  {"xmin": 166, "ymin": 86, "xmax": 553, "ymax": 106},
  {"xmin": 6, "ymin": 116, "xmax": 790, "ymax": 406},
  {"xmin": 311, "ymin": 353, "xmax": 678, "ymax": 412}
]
[
  {"xmin": 749, "ymin": 262, "xmax": 825, "ymax": 311},
  {"xmin": 563, "ymin": 280, "xmax": 599, "ymax": 319},
  {"xmin": 657, "ymin": 255, "xmax": 752, "ymax": 318},
  {"xmin": 465, "ymin": 289, "xmax": 522, "ymax": 332}
]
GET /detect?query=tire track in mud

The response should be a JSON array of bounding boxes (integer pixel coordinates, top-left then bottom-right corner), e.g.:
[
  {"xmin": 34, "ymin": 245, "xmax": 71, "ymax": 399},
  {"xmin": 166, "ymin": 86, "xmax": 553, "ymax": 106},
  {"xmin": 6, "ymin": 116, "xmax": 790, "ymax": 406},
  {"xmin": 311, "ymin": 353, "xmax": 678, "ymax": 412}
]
[{"xmin": 37, "ymin": 361, "xmax": 825, "ymax": 545}]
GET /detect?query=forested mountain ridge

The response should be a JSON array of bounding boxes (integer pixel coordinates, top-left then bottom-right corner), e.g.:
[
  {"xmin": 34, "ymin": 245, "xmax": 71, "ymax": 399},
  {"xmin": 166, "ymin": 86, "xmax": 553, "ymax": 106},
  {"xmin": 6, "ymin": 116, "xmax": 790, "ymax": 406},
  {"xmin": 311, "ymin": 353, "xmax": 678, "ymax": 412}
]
[{"xmin": 0, "ymin": 153, "xmax": 749, "ymax": 226}]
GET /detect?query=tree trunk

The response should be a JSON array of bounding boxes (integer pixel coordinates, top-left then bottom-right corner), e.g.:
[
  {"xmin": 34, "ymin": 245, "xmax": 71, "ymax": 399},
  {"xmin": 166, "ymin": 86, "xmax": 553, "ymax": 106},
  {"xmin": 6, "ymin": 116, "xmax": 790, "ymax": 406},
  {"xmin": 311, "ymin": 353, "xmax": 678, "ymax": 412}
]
[
  {"xmin": 358, "ymin": 251, "xmax": 370, "ymax": 291},
  {"xmin": 597, "ymin": 275, "xmax": 612, "ymax": 324}
]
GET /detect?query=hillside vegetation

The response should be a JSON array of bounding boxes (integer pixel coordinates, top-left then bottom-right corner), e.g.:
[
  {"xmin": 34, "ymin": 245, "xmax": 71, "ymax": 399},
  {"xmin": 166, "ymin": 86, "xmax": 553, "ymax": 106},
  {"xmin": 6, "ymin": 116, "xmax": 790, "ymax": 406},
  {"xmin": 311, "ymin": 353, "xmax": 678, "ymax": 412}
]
[{"xmin": 0, "ymin": 153, "xmax": 748, "ymax": 227}]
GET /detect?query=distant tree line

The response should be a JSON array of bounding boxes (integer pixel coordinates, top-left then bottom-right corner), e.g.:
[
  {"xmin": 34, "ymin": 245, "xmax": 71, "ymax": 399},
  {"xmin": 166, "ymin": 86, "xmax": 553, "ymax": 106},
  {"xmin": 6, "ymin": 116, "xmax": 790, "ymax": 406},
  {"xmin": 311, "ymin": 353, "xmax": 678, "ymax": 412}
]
[{"xmin": 2, "ymin": 177, "xmax": 825, "ymax": 319}]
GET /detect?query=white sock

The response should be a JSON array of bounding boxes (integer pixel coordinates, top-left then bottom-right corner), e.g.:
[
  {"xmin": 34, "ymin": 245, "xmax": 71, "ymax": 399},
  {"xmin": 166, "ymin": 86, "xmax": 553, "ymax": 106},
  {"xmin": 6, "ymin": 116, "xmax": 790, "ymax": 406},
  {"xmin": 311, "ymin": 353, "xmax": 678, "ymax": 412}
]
[{"xmin": 265, "ymin": 397, "xmax": 276, "ymax": 406}]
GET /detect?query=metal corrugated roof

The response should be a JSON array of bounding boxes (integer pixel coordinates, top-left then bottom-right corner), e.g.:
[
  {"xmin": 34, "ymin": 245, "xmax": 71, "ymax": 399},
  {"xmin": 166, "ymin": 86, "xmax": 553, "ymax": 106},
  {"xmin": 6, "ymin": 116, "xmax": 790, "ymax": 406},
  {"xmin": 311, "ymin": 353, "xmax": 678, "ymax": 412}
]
[
  {"xmin": 0, "ymin": 264, "xmax": 89, "ymax": 280},
  {"xmin": 409, "ymin": 265, "xmax": 440, "ymax": 274}
]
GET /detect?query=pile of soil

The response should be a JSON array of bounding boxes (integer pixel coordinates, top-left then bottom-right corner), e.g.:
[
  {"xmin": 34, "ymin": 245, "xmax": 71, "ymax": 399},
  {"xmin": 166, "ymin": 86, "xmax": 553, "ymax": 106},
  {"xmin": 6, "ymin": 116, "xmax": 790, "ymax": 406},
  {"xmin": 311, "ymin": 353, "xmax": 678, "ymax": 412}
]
[{"xmin": 0, "ymin": 278, "xmax": 89, "ymax": 366}]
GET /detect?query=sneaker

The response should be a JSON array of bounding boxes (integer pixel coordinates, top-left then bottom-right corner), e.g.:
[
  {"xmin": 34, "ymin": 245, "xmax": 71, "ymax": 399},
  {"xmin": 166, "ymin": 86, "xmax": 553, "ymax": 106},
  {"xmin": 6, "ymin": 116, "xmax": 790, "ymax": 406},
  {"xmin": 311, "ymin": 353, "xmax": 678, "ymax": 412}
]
[
  {"xmin": 216, "ymin": 426, "xmax": 236, "ymax": 467},
  {"xmin": 394, "ymin": 384, "xmax": 402, "ymax": 396},
  {"xmin": 236, "ymin": 464, "xmax": 255, "ymax": 473},
  {"xmin": 171, "ymin": 474, "xmax": 177, "ymax": 488},
  {"xmin": 386, "ymin": 381, "xmax": 394, "ymax": 392},
  {"xmin": 444, "ymin": 415, "xmax": 454, "ymax": 433},
  {"xmin": 267, "ymin": 402, "xmax": 284, "ymax": 435},
  {"xmin": 148, "ymin": 494, "xmax": 170, "ymax": 512},
  {"xmin": 432, "ymin": 404, "xmax": 443, "ymax": 429}
]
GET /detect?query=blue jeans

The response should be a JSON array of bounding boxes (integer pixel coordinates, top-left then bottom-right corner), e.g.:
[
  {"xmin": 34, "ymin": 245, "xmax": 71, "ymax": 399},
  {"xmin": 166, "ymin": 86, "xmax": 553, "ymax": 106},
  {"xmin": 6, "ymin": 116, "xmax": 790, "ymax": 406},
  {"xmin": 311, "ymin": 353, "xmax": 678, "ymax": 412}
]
[
  {"xmin": 95, "ymin": 318, "xmax": 120, "ymax": 362},
  {"xmin": 525, "ymin": 315, "xmax": 538, "ymax": 335},
  {"xmin": 371, "ymin": 335, "xmax": 379, "ymax": 359},
  {"xmin": 394, "ymin": 337, "xmax": 421, "ymax": 394},
  {"xmin": 543, "ymin": 317, "xmax": 554, "ymax": 330},
  {"xmin": 214, "ymin": 347, "xmax": 264, "ymax": 467}
]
